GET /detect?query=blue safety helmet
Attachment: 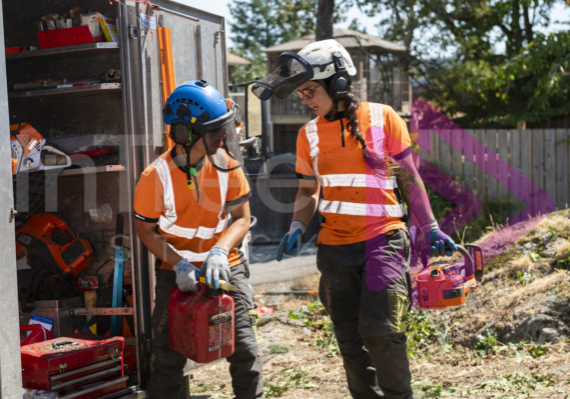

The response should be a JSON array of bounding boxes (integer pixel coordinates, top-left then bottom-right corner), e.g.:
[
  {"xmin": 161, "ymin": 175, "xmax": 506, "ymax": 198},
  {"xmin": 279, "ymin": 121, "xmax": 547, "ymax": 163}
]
[{"xmin": 163, "ymin": 80, "xmax": 233, "ymax": 135}]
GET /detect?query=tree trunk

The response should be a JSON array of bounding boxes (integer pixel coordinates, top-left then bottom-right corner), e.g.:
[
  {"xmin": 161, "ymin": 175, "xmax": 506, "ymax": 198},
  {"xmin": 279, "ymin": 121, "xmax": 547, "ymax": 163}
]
[{"xmin": 316, "ymin": 0, "xmax": 335, "ymax": 41}]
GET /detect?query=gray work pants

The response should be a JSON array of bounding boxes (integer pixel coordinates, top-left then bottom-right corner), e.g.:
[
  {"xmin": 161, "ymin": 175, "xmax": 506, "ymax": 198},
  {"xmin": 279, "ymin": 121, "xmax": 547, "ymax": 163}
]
[
  {"xmin": 317, "ymin": 229, "xmax": 413, "ymax": 399},
  {"xmin": 147, "ymin": 263, "xmax": 264, "ymax": 399}
]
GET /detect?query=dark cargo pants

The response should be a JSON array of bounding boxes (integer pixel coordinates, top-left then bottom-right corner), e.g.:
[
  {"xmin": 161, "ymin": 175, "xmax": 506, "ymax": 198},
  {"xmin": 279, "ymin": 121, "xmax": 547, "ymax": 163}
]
[
  {"xmin": 147, "ymin": 263, "xmax": 264, "ymax": 399},
  {"xmin": 317, "ymin": 229, "xmax": 413, "ymax": 399}
]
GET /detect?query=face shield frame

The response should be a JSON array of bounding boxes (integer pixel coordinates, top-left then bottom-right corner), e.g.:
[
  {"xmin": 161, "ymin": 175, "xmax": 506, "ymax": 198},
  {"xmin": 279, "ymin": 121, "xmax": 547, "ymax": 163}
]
[{"xmin": 252, "ymin": 52, "xmax": 314, "ymax": 101}]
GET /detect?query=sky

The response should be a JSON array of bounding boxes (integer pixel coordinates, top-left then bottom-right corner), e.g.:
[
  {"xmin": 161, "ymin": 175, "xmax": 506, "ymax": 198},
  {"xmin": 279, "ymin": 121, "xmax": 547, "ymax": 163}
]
[{"xmin": 172, "ymin": 0, "xmax": 570, "ymax": 49}]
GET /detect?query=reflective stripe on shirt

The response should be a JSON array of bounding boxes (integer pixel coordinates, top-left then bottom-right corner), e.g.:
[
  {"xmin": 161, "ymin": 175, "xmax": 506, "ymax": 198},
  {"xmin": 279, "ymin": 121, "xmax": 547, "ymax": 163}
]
[
  {"xmin": 150, "ymin": 153, "xmax": 229, "ymax": 259},
  {"xmin": 305, "ymin": 103, "xmax": 404, "ymax": 218}
]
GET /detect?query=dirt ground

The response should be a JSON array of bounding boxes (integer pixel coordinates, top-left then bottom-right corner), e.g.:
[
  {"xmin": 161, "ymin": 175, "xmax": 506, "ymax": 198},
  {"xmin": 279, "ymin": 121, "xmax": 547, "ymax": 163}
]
[
  {"xmin": 189, "ymin": 210, "xmax": 570, "ymax": 399},
  {"xmin": 189, "ymin": 303, "xmax": 570, "ymax": 398}
]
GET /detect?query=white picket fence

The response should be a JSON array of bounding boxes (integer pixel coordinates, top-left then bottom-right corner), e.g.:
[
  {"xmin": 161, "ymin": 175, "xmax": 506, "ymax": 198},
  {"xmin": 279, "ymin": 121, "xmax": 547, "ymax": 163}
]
[{"xmin": 416, "ymin": 129, "xmax": 570, "ymax": 213}]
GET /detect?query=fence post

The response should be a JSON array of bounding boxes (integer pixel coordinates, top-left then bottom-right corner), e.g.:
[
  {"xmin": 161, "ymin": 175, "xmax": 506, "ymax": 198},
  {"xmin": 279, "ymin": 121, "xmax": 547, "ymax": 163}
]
[{"xmin": 556, "ymin": 129, "xmax": 569, "ymax": 210}]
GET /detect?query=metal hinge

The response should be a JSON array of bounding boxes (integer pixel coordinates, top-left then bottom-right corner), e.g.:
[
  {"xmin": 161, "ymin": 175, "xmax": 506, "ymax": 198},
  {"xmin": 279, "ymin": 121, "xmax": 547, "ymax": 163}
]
[
  {"xmin": 128, "ymin": 25, "xmax": 138, "ymax": 38},
  {"xmin": 10, "ymin": 207, "xmax": 17, "ymax": 222}
]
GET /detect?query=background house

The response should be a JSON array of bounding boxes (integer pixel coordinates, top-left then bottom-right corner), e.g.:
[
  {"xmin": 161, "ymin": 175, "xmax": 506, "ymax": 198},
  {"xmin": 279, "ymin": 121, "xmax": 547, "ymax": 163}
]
[{"xmin": 264, "ymin": 28, "xmax": 412, "ymax": 154}]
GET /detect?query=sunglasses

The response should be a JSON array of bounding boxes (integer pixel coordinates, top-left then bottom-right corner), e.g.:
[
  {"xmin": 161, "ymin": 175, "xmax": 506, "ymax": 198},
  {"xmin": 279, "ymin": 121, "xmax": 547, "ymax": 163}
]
[{"xmin": 294, "ymin": 84, "xmax": 322, "ymax": 100}]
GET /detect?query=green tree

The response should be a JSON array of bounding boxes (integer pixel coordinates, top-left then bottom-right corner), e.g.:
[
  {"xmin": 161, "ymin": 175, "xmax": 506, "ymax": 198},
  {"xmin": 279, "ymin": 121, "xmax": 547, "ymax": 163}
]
[
  {"xmin": 351, "ymin": 0, "xmax": 570, "ymax": 126},
  {"xmin": 228, "ymin": 0, "xmax": 316, "ymax": 84}
]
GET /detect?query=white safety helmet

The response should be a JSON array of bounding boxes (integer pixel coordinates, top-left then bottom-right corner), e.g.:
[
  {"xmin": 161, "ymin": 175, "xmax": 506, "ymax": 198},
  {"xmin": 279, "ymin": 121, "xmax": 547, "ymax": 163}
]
[
  {"xmin": 252, "ymin": 39, "xmax": 357, "ymax": 101},
  {"xmin": 297, "ymin": 39, "xmax": 357, "ymax": 80}
]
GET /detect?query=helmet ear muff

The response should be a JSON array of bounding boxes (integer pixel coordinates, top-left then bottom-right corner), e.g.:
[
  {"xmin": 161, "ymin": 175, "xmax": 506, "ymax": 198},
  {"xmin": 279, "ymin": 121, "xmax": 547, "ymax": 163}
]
[{"xmin": 327, "ymin": 51, "xmax": 350, "ymax": 101}]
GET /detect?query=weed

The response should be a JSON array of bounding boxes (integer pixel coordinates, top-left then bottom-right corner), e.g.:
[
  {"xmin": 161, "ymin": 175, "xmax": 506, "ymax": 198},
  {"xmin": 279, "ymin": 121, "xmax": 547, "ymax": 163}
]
[
  {"xmin": 288, "ymin": 302, "xmax": 339, "ymax": 357},
  {"xmin": 268, "ymin": 344, "xmax": 291, "ymax": 354},
  {"xmin": 194, "ymin": 382, "xmax": 221, "ymax": 393},
  {"xmin": 474, "ymin": 329, "xmax": 498, "ymax": 357},
  {"xmin": 263, "ymin": 368, "xmax": 317, "ymax": 397},
  {"xmin": 412, "ymin": 379, "xmax": 465, "ymax": 397},
  {"xmin": 478, "ymin": 372, "xmax": 555, "ymax": 392},
  {"xmin": 528, "ymin": 343, "xmax": 549, "ymax": 358},
  {"xmin": 557, "ymin": 248, "xmax": 570, "ymax": 270},
  {"xmin": 529, "ymin": 252, "xmax": 541, "ymax": 262},
  {"xmin": 517, "ymin": 270, "xmax": 536, "ymax": 284},
  {"xmin": 545, "ymin": 226, "xmax": 557, "ymax": 241},
  {"xmin": 407, "ymin": 309, "xmax": 451, "ymax": 360}
]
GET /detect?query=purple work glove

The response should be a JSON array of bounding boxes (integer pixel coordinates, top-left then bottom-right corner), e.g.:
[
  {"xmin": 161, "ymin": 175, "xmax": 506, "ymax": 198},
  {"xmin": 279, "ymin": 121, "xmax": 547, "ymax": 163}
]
[{"xmin": 420, "ymin": 220, "xmax": 458, "ymax": 256}]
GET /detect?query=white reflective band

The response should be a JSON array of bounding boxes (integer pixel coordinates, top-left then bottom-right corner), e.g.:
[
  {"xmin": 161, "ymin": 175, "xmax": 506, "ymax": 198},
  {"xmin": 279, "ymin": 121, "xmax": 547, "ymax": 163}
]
[
  {"xmin": 318, "ymin": 174, "xmax": 398, "ymax": 189},
  {"xmin": 319, "ymin": 200, "xmax": 404, "ymax": 217},
  {"xmin": 369, "ymin": 103, "xmax": 384, "ymax": 130},
  {"xmin": 169, "ymin": 244, "xmax": 210, "ymax": 262},
  {"xmin": 151, "ymin": 153, "xmax": 229, "ymax": 242},
  {"xmin": 305, "ymin": 119, "xmax": 320, "ymax": 158},
  {"xmin": 159, "ymin": 217, "xmax": 228, "ymax": 240}
]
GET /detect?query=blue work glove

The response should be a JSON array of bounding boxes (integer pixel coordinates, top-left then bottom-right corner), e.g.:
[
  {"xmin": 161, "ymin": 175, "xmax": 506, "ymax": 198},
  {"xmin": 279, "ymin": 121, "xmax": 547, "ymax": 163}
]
[
  {"xmin": 173, "ymin": 259, "xmax": 200, "ymax": 292},
  {"xmin": 198, "ymin": 246, "xmax": 231, "ymax": 290},
  {"xmin": 276, "ymin": 221, "xmax": 306, "ymax": 262},
  {"xmin": 421, "ymin": 220, "xmax": 458, "ymax": 256}
]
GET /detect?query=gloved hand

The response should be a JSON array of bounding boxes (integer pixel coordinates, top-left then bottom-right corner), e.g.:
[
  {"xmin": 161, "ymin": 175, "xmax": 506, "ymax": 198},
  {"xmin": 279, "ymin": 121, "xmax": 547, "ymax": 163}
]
[
  {"xmin": 276, "ymin": 220, "xmax": 306, "ymax": 262},
  {"xmin": 173, "ymin": 259, "xmax": 200, "ymax": 292},
  {"xmin": 420, "ymin": 220, "xmax": 458, "ymax": 256},
  {"xmin": 198, "ymin": 246, "xmax": 231, "ymax": 290}
]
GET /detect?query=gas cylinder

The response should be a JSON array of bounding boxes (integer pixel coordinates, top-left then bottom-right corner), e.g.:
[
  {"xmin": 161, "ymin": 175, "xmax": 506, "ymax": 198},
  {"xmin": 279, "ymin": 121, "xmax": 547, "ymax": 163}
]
[{"xmin": 169, "ymin": 284, "xmax": 235, "ymax": 363}]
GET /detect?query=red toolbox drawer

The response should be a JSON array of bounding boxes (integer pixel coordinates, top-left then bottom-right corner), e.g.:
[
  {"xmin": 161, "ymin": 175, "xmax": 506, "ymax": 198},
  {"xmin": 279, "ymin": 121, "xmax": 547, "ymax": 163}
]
[
  {"xmin": 21, "ymin": 337, "xmax": 126, "ymax": 399},
  {"xmin": 37, "ymin": 26, "xmax": 103, "ymax": 49}
]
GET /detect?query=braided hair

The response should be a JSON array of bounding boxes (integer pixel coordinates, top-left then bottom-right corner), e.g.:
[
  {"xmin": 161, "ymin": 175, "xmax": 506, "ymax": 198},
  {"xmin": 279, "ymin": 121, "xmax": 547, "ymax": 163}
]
[{"xmin": 340, "ymin": 82, "xmax": 397, "ymax": 179}]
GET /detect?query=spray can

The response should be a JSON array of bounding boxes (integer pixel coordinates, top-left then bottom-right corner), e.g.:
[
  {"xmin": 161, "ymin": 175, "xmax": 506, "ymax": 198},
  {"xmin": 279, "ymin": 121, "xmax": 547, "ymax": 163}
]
[{"xmin": 22, "ymin": 389, "xmax": 60, "ymax": 399}]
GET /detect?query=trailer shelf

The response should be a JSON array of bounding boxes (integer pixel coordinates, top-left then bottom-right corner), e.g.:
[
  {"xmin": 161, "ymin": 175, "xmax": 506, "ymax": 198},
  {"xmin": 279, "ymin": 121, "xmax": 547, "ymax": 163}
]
[
  {"xmin": 59, "ymin": 165, "xmax": 125, "ymax": 177},
  {"xmin": 5, "ymin": 42, "xmax": 119, "ymax": 63},
  {"xmin": 8, "ymin": 83, "xmax": 122, "ymax": 101}
]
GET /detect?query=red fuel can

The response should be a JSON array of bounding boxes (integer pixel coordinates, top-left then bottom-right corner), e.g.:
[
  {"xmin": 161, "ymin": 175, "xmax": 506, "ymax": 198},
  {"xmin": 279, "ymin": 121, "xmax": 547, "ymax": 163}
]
[{"xmin": 169, "ymin": 284, "xmax": 235, "ymax": 363}]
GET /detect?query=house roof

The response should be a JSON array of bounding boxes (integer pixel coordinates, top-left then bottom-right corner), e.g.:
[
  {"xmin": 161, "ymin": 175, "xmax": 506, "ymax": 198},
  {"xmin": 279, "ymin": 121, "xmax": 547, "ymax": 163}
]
[
  {"xmin": 263, "ymin": 28, "xmax": 407, "ymax": 54},
  {"xmin": 227, "ymin": 52, "xmax": 251, "ymax": 66}
]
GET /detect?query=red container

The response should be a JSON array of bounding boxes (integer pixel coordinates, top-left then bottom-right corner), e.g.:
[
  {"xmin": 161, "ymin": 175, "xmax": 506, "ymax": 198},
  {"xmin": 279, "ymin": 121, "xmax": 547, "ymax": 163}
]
[
  {"xmin": 20, "ymin": 325, "xmax": 54, "ymax": 347},
  {"xmin": 170, "ymin": 285, "xmax": 235, "ymax": 363},
  {"xmin": 37, "ymin": 26, "xmax": 102, "ymax": 49},
  {"xmin": 21, "ymin": 337, "xmax": 126, "ymax": 399}
]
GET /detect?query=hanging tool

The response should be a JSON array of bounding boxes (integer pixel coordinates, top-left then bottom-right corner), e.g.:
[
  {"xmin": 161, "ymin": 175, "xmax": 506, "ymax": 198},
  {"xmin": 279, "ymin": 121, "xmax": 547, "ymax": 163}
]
[
  {"xmin": 158, "ymin": 27, "xmax": 177, "ymax": 149},
  {"xmin": 110, "ymin": 214, "xmax": 127, "ymax": 337}
]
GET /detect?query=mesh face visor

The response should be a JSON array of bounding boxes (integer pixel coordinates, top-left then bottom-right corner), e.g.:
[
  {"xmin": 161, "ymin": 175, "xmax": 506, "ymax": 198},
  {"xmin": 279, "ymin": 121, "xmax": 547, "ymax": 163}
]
[{"xmin": 252, "ymin": 52, "xmax": 314, "ymax": 101}]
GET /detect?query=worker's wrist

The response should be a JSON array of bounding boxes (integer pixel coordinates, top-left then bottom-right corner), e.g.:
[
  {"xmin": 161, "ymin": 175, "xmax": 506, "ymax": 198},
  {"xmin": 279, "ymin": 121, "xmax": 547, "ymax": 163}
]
[
  {"xmin": 210, "ymin": 246, "xmax": 229, "ymax": 257},
  {"xmin": 419, "ymin": 220, "xmax": 439, "ymax": 236},
  {"xmin": 290, "ymin": 220, "xmax": 306, "ymax": 234}
]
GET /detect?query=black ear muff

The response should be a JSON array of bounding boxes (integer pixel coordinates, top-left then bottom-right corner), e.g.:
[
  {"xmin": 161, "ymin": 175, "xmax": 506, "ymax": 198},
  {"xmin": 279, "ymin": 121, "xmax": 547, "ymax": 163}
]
[{"xmin": 329, "ymin": 51, "xmax": 350, "ymax": 100}]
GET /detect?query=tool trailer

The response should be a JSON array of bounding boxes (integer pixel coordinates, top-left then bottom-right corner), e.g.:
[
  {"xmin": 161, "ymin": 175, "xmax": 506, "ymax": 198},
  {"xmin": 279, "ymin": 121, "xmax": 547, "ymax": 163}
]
[{"xmin": 0, "ymin": 1, "xmax": 267, "ymax": 397}]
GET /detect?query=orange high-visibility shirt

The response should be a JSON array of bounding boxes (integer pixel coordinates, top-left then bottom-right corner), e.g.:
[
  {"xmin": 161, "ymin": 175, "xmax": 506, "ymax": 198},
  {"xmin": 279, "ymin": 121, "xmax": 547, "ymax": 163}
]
[
  {"xmin": 134, "ymin": 148, "xmax": 251, "ymax": 270},
  {"xmin": 295, "ymin": 102, "xmax": 411, "ymax": 245}
]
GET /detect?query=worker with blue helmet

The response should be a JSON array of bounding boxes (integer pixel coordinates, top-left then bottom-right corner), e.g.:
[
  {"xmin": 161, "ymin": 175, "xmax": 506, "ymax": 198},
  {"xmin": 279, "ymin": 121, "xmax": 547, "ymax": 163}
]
[{"xmin": 135, "ymin": 80, "xmax": 264, "ymax": 398}]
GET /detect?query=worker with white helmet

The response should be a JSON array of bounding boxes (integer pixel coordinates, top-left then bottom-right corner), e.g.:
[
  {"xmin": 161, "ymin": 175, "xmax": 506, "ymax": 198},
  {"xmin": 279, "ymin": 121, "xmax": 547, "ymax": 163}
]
[{"xmin": 254, "ymin": 39, "xmax": 457, "ymax": 399}]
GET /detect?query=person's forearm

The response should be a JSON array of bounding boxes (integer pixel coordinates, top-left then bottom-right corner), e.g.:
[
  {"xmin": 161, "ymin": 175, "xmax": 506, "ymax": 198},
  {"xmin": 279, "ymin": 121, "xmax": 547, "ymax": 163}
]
[
  {"xmin": 391, "ymin": 155, "xmax": 434, "ymax": 226},
  {"xmin": 292, "ymin": 184, "xmax": 320, "ymax": 227},
  {"xmin": 215, "ymin": 216, "xmax": 250, "ymax": 252},
  {"xmin": 137, "ymin": 227, "xmax": 183, "ymax": 266}
]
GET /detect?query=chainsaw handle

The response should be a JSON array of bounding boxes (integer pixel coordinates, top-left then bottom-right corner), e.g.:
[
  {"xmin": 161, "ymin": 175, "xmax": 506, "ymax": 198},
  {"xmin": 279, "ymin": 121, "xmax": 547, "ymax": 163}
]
[
  {"xmin": 420, "ymin": 245, "xmax": 475, "ymax": 277},
  {"xmin": 42, "ymin": 144, "xmax": 72, "ymax": 170}
]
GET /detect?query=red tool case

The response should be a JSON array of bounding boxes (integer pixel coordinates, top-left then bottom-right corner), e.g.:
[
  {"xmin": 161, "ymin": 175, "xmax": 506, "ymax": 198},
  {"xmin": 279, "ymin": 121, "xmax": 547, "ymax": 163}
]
[{"xmin": 21, "ymin": 337, "xmax": 127, "ymax": 399}]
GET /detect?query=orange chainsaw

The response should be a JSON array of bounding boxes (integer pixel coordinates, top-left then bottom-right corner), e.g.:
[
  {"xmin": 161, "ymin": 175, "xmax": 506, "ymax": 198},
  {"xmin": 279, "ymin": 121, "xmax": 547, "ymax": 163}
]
[
  {"xmin": 416, "ymin": 244, "xmax": 483, "ymax": 310},
  {"xmin": 10, "ymin": 123, "xmax": 71, "ymax": 175}
]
